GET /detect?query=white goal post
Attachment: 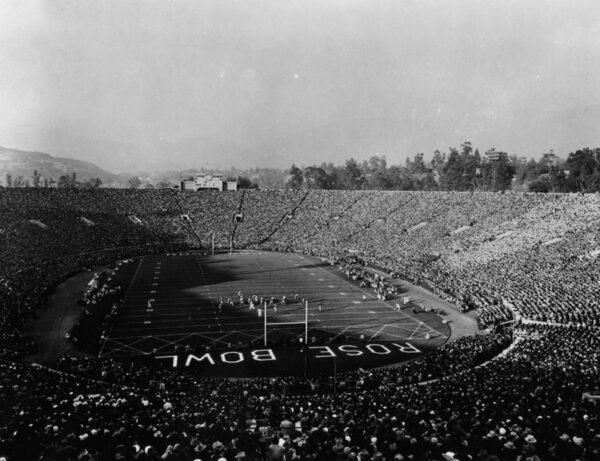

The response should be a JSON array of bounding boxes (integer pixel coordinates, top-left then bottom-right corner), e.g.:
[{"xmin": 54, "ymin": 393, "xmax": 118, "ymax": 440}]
[{"xmin": 263, "ymin": 300, "xmax": 308, "ymax": 347}]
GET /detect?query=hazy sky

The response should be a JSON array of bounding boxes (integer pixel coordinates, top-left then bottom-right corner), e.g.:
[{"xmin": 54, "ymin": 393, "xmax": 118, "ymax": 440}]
[{"xmin": 1, "ymin": 0, "xmax": 599, "ymax": 172}]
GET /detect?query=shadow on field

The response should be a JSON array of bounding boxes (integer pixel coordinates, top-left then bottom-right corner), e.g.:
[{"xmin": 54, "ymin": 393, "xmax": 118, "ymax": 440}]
[{"xmin": 95, "ymin": 252, "xmax": 449, "ymax": 377}]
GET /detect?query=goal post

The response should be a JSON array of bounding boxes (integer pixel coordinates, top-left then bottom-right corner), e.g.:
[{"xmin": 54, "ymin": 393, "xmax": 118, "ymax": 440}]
[{"xmin": 263, "ymin": 300, "xmax": 308, "ymax": 347}]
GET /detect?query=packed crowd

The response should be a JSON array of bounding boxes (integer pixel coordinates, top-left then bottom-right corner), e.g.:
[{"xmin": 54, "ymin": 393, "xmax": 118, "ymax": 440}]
[
  {"xmin": 266, "ymin": 191, "xmax": 600, "ymax": 326},
  {"xmin": 5, "ymin": 189, "xmax": 597, "ymax": 328},
  {"xmin": 1, "ymin": 189, "xmax": 600, "ymax": 460},
  {"xmin": 0, "ymin": 189, "xmax": 190, "ymax": 358},
  {"xmin": 1, "ymin": 324, "xmax": 598, "ymax": 460}
]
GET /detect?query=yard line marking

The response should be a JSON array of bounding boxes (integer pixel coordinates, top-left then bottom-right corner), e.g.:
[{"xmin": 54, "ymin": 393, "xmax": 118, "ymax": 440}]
[
  {"xmin": 98, "ymin": 256, "xmax": 145, "ymax": 358},
  {"xmin": 299, "ymin": 254, "xmax": 448, "ymax": 339},
  {"xmin": 408, "ymin": 322, "xmax": 424, "ymax": 340},
  {"xmin": 105, "ymin": 252, "xmax": 450, "ymax": 359},
  {"xmin": 370, "ymin": 324, "xmax": 388, "ymax": 340}
]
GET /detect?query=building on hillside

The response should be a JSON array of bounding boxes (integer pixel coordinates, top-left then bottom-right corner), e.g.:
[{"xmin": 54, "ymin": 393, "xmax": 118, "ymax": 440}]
[{"xmin": 179, "ymin": 173, "xmax": 237, "ymax": 191}]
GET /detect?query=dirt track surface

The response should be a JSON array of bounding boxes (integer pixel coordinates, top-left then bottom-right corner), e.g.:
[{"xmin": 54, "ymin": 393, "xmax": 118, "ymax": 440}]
[{"xmin": 25, "ymin": 270, "xmax": 99, "ymax": 365}]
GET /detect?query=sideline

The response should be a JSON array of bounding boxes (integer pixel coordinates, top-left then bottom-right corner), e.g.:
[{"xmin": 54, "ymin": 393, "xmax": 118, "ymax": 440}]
[
  {"xmin": 25, "ymin": 269, "xmax": 108, "ymax": 365},
  {"xmin": 322, "ymin": 258, "xmax": 478, "ymax": 341},
  {"xmin": 396, "ymin": 278, "xmax": 478, "ymax": 340}
]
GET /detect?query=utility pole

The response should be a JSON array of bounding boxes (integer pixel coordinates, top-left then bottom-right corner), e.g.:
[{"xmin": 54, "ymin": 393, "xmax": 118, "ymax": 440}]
[{"xmin": 486, "ymin": 150, "xmax": 502, "ymax": 191}]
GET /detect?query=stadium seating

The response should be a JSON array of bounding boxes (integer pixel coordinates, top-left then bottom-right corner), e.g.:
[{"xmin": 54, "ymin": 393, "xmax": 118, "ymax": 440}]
[{"xmin": 0, "ymin": 189, "xmax": 599, "ymax": 460}]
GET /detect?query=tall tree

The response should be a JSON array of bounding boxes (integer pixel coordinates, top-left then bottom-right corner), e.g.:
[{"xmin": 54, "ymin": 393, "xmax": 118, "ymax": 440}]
[
  {"xmin": 365, "ymin": 156, "xmax": 389, "ymax": 190},
  {"xmin": 407, "ymin": 153, "xmax": 427, "ymax": 174},
  {"xmin": 303, "ymin": 166, "xmax": 332, "ymax": 189},
  {"xmin": 335, "ymin": 158, "xmax": 364, "ymax": 189},
  {"xmin": 128, "ymin": 176, "xmax": 142, "ymax": 189},
  {"xmin": 440, "ymin": 147, "xmax": 463, "ymax": 190},
  {"xmin": 58, "ymin": 175, "xmax": 71, "ymax": 188},
  {"xmin": 286, "ymin": 165, "xmax": 304, "ymax": 189},
  {"xmin": 32, "ymin": 170, "xmax": 41, "ymax": 188},
  {"xmin": 565, "ymin": 148, "xmax": 600, "ymax": 192},
  {"xmin": 431, "ymin": 150, "xmax": 446, "ymax": 174}
]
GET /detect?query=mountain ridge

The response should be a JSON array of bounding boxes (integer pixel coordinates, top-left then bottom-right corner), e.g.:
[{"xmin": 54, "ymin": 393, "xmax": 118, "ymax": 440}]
[{"xmin": 0, "ymin": 146, "xmax": 126, "ymax": 186}]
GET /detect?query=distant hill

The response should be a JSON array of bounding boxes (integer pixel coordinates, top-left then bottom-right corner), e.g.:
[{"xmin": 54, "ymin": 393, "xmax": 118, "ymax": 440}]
[{"xmin": 0, "ymin": 146, "xmax": 127, "ymax": 187}]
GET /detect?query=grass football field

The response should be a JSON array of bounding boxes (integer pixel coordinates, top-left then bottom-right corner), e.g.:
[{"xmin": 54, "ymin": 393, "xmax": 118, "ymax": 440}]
[{"xmin": 100, "ymin": 251, "xmax": 450, "ymax": 377}]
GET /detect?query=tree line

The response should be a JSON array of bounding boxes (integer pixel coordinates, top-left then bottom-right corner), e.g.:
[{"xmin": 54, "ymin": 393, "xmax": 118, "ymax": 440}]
[
  {"xmin": 4, "ymin": 144, "xmax": 600, "ymax": 192},
  {"xmin": 286, "ymin": 144, "xmax": 600, "ymax": 193},
  {"xmin": 4, "ymin": 171, "xmax": 103, "ymax": 189}
]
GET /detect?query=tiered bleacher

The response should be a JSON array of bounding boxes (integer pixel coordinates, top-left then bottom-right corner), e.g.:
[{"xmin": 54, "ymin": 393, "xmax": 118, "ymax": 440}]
[{"xmin": 0, "ymin": 189, "xmax": 599, "ymax": 460}]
